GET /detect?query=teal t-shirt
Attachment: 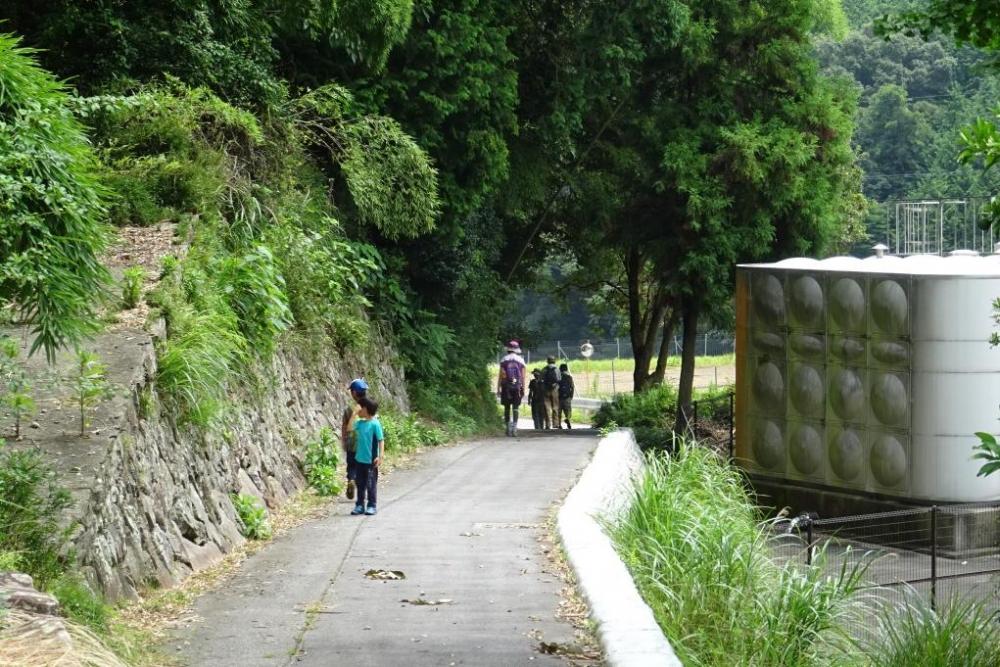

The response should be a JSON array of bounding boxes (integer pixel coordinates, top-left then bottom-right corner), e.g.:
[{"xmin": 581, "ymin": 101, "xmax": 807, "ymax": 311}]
[{"xmin": 353, "ymin": 417, "xmax": 385, "ymax": 464}]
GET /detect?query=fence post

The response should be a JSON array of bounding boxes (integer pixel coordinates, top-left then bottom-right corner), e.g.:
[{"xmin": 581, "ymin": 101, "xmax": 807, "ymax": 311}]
[
  {"xmin": 611, "ymin": 358, "xmax": 616, "ymax": 395},
  {"xmin": 692, "ymin": 400, "xmax": 699, "ymax": 435},
  {"xmin": 728, "ymin": 392, "xmax": 735, "ymax": 462},
  {"xmin": 930, "ymin": 505, "xmax": 937, "ymax": 611},
  {"xmin": 616, "ymin": 337, "xmax": 621, "ymax": 359},
  {"xmin": 805, "ymin": 517, "xmax": 814, "ymax": 566}
]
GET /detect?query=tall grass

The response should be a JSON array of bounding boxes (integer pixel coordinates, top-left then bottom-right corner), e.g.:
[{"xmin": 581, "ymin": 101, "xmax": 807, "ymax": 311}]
[
  {"xmin": 611, "ymin": 444, "xmax": 869, "ymax": 666},
  {"xmin": 865, "ymin": 593, "xmax": 1000, "ymax": 666},
  {"xmin": 156, "ymin": 309, "xmax": 247, "ymax": 425}
]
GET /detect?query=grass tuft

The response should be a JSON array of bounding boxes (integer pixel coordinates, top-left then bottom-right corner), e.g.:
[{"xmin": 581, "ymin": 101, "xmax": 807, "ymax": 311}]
[{"xmin": 611, "ymin": 443, "xmax": 870, "ymax": 666}]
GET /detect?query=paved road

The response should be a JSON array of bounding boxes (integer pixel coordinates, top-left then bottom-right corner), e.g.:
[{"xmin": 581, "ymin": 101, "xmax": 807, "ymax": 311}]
[{"xmin": 169, "ymin": 431, "xmax": 599, "ymax": 666}]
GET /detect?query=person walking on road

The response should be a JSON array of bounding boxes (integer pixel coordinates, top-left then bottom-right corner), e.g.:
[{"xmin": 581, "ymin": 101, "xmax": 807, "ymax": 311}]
[
  {"xmin": 498, "ymin": 340, "xmax": 526, "ymax": 437},
  {"xmin": 527, "ymin": 369, "xmax": 546, "ymax": 430},
  {"xmin": 558, "ymin": 363, "xmax": 575, "ymax": 429},
  {"xmin": 341, "ymin": 378, "xmax": 368, "ymax": 500},
  {"xmin": 350, "ymin": 397, "xmax": 384, "ymax": 516},
  {"xmin": 542, "ymin": 356, "xmax": 561, "ymax": 430}
]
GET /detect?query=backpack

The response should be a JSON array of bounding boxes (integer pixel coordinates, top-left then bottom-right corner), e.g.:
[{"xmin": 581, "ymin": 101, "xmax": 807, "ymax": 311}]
[
  {"xmin": 559, "ymin": 374, "xmax": 574, "ymax": 400},
  {"xmin": 543, "ymin": 365, "xmax": 559, "ymax": 389},
  {"xmin": 500, "ymin": 358, "xmax": 523, "ymax": 389}
]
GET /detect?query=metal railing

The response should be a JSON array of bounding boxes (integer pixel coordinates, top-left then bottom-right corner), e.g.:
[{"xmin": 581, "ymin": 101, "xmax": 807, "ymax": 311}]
[
  {"xmin": 502, "ymin": 332, "xmax": 735, "ymax": 365},
  {"xmin": 775, "ymin": 503, "xmax": 1000, "ymax": 615}
]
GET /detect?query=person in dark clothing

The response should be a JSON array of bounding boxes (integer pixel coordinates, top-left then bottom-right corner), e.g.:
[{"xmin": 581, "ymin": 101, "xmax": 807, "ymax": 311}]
[
  {"xmin": 558, "ymin": 363, "xmax": 575, "ymax": 429},
  {"xmin": 527, "ymin": 369, "xmax": 546, "ymax": 429},
  {"xmin": 542, "ymin": 356, "xmax": 561, "ymax": 429}
]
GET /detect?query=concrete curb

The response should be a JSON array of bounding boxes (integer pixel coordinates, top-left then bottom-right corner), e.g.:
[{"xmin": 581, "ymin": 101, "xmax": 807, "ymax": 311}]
[{"xmin": 557, "ymin": 429, "xmax": 682, "ymax": 667}]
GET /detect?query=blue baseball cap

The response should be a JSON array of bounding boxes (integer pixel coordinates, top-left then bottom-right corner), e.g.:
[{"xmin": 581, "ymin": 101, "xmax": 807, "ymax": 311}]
[{"xmin": 349, "ymin": 378, "xmax": 369, "ymax": 393}]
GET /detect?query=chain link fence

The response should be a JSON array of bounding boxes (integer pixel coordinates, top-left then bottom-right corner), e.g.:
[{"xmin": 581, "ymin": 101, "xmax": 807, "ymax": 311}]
[
  {"xmin": 504, "ymin": 331, "xmax": 735, "ymax": 365},
  {"xmin": 771, "ymin": 503, "xmax": 1000, "ymax": 641},
  {"xmin": 500, "ymin": 332, "xmax": 735, "ymax": 398}
]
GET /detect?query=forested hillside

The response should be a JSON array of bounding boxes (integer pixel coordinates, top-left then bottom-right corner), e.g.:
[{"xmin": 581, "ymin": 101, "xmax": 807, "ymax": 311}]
[{"xmin": 821, "ymin": 0, "xmax": 1000, "ymax": 244}]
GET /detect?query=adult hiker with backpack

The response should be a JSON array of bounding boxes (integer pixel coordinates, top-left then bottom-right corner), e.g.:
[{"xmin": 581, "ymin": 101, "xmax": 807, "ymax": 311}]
[
  {"xmin": 527, "ymin": 368, "xmax": 547, "ymax": 430},
  {"xmin": 497, "ymin": 340, "xmax": 527, "ymax": 437},
  {"xmin": 558, "ymin": 363, "xmax": 575, "ymax": 429},
  {"xmin": 542, "ymin": 356, "xmax": 561, "ymax": 430}
]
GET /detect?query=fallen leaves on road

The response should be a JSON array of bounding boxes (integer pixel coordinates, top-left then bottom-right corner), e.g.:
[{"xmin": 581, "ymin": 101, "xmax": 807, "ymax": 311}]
[
  {"xmin": 400, "ymin": 598, "xmax": 453, "ymax": 606},
  {"xmin": 365, "ymin": 569, "xmax": 406, "ymax": 580}
]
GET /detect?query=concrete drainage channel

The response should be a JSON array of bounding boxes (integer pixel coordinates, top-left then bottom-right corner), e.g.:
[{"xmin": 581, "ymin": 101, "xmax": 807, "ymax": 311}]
[{"xmin": 558, "ymin": 429, "xmax": 682, "ymax": 667}]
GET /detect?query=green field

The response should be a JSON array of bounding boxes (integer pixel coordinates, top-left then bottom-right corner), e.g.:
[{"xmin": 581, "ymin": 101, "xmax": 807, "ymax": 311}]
[{"xmin": 491, "ymin": 353, "xmax": 734, "ymax": 375}]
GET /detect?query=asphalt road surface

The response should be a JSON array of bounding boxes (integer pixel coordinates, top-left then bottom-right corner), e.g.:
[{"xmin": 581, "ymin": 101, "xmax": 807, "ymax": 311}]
[{"xmin": 169, "ymin": 430, "xmax": 600, "ymax": 666}]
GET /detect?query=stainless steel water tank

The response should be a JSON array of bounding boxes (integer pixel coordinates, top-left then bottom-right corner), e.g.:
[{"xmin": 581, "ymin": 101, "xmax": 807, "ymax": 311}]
[{"xmin": 735, "ymin": 255, "xmax": 1000, "ymax": 502}]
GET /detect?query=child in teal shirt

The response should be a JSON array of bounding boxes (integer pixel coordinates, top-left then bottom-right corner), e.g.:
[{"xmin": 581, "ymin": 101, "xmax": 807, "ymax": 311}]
[{"xmin": 351, "ymin": 397, "xmax": 384, "ymax": 516}]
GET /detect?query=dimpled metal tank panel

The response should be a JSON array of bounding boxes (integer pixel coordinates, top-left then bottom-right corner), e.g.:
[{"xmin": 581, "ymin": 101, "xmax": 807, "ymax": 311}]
[{"xmin": 736, "ymin": 256, "xmax": 1000, "ymax": 502}]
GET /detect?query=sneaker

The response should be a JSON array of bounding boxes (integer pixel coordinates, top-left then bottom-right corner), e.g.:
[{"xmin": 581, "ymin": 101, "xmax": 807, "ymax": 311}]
[
  {"xmin": 351, "ymin": 505, "xmax": 365, "ymax": 515},
  {"xmin": 365, "ymin": 506, "xmax": 377, "ymax": 515},
  {"xmin": 346, "ymin": 479, "xmax": 356, "ymax": 500}
]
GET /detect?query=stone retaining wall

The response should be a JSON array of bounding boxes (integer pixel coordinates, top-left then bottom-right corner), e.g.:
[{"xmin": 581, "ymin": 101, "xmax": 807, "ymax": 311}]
[{"xmin": 71, "ymin": 329, "xmax": 407, "ymax": 600}]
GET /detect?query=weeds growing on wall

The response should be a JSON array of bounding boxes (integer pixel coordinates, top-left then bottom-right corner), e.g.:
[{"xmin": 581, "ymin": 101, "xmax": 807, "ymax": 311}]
[
  {"xmin": 304, "ymin": 427, "xmax": 342, "ymax": 496},
  {"xmin": 232, "ymin": 494, "xmax": 272, "ymax": 540},
  {"xmin": 120, "ymin": 267, "xmax": 145, "ymax": 310}
]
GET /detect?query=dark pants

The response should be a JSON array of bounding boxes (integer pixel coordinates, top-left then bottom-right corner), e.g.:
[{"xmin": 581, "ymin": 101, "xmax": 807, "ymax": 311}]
[
  {"xmin": 501, "ymin": 385, "xmax": 522, "ymax": 425},
  {"xmin": 559, "ymin": 398, "xmax": 573, "ymax": 426},
  {"xmin": 531, "ymin": 401, "xmax": 545, "ymax": 429},
  {"xmin": 355, "ymin": 462, "xmax": 378, "ymax": 508},
  {"xmin": 346, "ymin": 449, "xmax": 357, "ymax": 481}
]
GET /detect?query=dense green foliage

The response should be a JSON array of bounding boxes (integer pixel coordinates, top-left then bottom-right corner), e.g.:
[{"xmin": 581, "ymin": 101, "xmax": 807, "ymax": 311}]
[
  {"xmin": 4, "ymin": 1, "xmax": 414, "ymax": 107},
  {"xmin": 592, "ymin": 384, "xmax": 732, "ymax": 449},
  {"xmin": 0, "ymin": 445, "xmax": 72, "ymax": 587},
  {"xmin": 540, "ymin": 0, "xmax": 862, "ymax": 418},
  {"xmin": 0, "ymin": 34, "xmax": 111, "ymax": 360},
  {"xmin": 612, "ymin": 445, "xmax": 868, "ymax": 666}
]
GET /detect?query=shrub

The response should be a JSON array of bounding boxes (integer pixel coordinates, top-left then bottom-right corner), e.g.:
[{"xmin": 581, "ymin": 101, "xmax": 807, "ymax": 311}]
[
  {"xmin": 381, "ymin": 412, "xmax": 446, "ymax": 453},
  {"xmin": 231, "ymin": 494, "xmax": 272, "ymax": 540},
  {"xmin": 593, "ymin": 384, "xmax": 679, "ymax": 448},
  {"xmin": 593, "ymin": 384, "xmax": 732, "ymax": 448},
  {"xmin": 304, "ymin": 427, "xmax": 341, "ymax": 496},
  {"xmin": 0, "ymin": 444, "xmax": 72, "ymax": 587},
  {"xmin": 612, "ymin": 444, "xmax": 869, "ymax": 666},
  {"xmin": 121, "ymin": 266, "xmax": 145, "ymax": 309}
]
